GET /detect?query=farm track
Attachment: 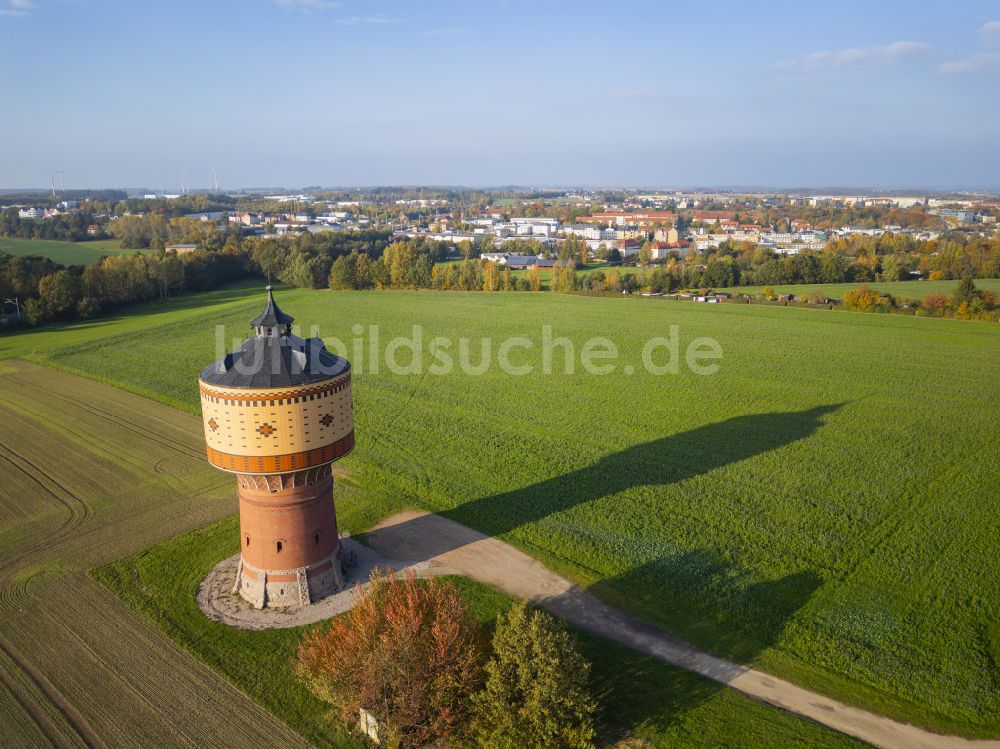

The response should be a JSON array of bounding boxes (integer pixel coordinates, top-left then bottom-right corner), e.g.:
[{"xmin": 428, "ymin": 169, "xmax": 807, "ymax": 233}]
[{"xmin": 0, "ymin": 362, "xmax": 312, "ymax": 749}]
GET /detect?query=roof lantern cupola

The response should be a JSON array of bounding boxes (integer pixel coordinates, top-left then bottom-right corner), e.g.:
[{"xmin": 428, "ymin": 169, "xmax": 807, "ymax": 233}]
[{"xmin": 250, "ymin": 285, "xmax": 294, "ymax": 338}]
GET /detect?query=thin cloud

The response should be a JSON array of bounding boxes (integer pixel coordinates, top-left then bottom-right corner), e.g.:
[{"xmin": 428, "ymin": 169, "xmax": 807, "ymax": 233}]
[
  {"xmin": 772, "ymin": 41, "xmax": 928, "ymax": 70},
  {"xmin": 423, "ymin": 27, "xmax": 472, "ymax": 38},
  {"xmin": 980, "ymin": 20, "xmax": 1000, "ymax": 41},
  {"xmin": 0, "ymin": 0, "xmax": 36, "ymax": 17},
  {"xmin": 938, "ymin": 51, "xmax": 1000, "ymax": 74},
  {"xmin": 334, "ymin": 13, "xmax": 400, "ymax": 26},
  {"xmin": 272, "ymin": 0, "xmax": 342, "ymax": 11}
]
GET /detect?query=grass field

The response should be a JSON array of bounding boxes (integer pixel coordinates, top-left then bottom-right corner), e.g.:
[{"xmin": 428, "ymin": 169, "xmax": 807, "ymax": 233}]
[
  {"xmin": 9, "ymin": 286, "xmax": 998, "ymax": 739},
  {"xmin": 95, "ymin": 518, "xmax": 864, "ymax": 748},
  {"xmin": 0, "ymin": 361, "xmax": 862, "ymax": 747},
  {"xmin": 0, "ymin": 237, "xmax": 151, "ymax": 266},
  {"xmin": 715, "ymin": 278, "xmax": 1000, "ymax": 301},
  {"xmin": 0, "ymin": 362, "xmax": 314, "ymax": 748}
]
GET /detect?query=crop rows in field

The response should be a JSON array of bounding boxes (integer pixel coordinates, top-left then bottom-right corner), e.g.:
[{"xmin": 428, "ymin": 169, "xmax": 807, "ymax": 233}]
[{"xmin": 0, "ymin": 362, "xmax": 310, "ymax": 749}]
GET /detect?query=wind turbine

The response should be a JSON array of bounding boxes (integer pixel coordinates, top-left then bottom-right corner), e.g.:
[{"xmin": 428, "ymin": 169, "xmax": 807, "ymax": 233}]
[{"xmin": 46, "ymin": 167, "xmax": 65, "ymax": 196}]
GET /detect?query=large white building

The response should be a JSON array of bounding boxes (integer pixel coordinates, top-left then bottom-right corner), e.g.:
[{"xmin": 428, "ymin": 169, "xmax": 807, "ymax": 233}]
[{"xmin": 511, "ymin": 217, "xmax": 560, "ymax": 236}]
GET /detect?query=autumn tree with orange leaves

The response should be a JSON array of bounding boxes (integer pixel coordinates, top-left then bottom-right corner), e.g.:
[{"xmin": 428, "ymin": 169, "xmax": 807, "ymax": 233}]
[{"xmin": 296, "ymin": 570, "xmax": 486, "ymax": 748}]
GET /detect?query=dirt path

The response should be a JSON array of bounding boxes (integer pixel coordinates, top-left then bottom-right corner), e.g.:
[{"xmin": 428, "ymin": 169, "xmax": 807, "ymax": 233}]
[{"xmin": 367, "ymin": 510, "xmax": 1000, "ymax": 749}]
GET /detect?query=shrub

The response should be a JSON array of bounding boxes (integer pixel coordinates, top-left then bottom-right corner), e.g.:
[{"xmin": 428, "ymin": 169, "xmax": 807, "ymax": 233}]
[
  {"xmin": 922, "ymin": 292, "xmax": 949, "ymax": 314},
  {"xmin": 843, "ymin": 284, "xmax": 893, "ymax": 312},
  {"xmin": 296, "ymin": 570, "xmax": 486, "ymax": 748},
  {"xmin": 473, "ymin": 601, "xmax": 596, "ymax": 749}
]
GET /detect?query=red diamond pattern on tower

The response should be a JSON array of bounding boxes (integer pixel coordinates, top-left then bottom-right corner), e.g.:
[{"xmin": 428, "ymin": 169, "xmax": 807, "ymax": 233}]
[
  {"xmin": 208, "ymin": 417, "xmax": 219, "ymax": 431},
  {"xmin": 257, "ymin": 422, "xmax": 276, "ymax": 438},
  {"xmin": 319, "ymin": 413, "xmax": 334, "ymax": 427}
]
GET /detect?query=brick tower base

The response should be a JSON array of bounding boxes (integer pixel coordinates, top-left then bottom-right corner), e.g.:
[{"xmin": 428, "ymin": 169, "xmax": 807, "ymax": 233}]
[{"xmin": 232, "ymin": 467, "xmax": 344, "ymax": 609}]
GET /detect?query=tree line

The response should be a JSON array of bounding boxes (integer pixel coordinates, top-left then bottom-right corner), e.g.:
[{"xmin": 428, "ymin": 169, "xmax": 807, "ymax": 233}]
[
  {"xmin": 1, "ymin": 249, "xmax": 250, "ymax": 326},
  {"xmin": 673, "ymin": 234, "xmax": 1000, "ymax": 289},
  {"xmin": 1, "ymin": 208, "xmax": 107, "ymax": 242},
  {"xmin": 7, "ymin": 223, "xmax": 1000, "ymax": 330}
]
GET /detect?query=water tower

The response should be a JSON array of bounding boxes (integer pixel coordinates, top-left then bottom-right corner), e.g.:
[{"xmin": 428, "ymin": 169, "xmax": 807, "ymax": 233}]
[{"xmin": 199, "ymin": 287, "xmax": 354, "ymax": 608}]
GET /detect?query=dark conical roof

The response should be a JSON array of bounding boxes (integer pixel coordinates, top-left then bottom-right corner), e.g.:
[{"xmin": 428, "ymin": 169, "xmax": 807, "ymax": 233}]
[
  {"xmin": 199, "ymin": 335, "xmax": 350, "ymax": 389},
  {"xmin": 250, "ymin": 286, "xmax": 294, "ymax": 329},
  {"xmin": 199, "ymin": 286, "xmax": 350, "ymax": 389}
]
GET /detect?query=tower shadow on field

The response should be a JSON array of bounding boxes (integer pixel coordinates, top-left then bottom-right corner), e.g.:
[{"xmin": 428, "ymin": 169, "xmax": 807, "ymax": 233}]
[
  {"xmin": 568, "ymin": 560, "xmax": 822, "ymax": 743},
  {"xmin": 367, "ymin": 403, "xmax": 843, "ymax": 562},
  {"xmin": 364, "ymin": 404, "xmax": 838, "ymax": 737}
]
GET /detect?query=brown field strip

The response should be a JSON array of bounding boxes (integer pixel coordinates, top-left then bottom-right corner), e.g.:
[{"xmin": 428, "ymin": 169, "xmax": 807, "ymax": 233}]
[{"xmin": 0, "ymin": 361, "xmax": 313, "ymax": 749}]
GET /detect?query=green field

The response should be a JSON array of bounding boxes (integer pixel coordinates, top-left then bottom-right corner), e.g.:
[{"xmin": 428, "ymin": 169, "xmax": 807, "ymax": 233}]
[
  {"xmin": 0, "ymin": 236, "xmax": 151, "ymax": 266},
  {"xmin": 7, "ymin": 286, "xmax": 999, "ymax": 739},
  {"xmin": 0, "ymin": 358, "xmax": 863, "ymax": 748},
  {"xmin": 715, "ymin": 278, "xmax": 1000, "ymax": 301}
]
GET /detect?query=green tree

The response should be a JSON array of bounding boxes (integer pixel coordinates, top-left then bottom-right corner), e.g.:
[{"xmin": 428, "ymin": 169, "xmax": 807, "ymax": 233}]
[
  {"xmin": 552, "ymin": 263, "xmax": 578, "ymax": 294},
  {"xmin": 473, "ymin": 602, "xmax": 595, "ymax": 749},
  {"xmin": 878, "ymin": 253, "xmax": 906, "ymax": 282},
  {"xmin": 638, "ymin": 240, "xmax": 652, "ymax": 266},
  {"xmin": 818, "ymin": 251, "xmax": 849, "ymax": 283},
  {"xmin": 483, "ymin": 260, "xmax": 500, "ymax": 291},
  {"xmin": 22, "ymin": 297, "xmax": 46, "ymax": 326},
  {"xmin": 457, "ymin": 259, "xmax": 483, "ymax": 291},
  {"xmin": 354, "ymin": 252, "xmax": 374, "ymax": 289},
  {"xmin": 328, "ymin": 253, "xmax": 357, "ymax": 290},
  {"xmin": 37, "ymin": 270, "xmax": 82, "ymax": 318},
  {"xmin": 280, "ymin": 249, "xmax": 326, "ymax": 289},
  {"xmin": 954, "ymin": 275, "xmax": 979, "ymax": 308}
]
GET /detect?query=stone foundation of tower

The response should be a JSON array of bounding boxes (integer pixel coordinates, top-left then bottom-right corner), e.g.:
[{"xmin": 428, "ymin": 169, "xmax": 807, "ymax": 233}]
[{"xmin": 233, "ymin": 467, "xmax": 344, "ymax": 609}]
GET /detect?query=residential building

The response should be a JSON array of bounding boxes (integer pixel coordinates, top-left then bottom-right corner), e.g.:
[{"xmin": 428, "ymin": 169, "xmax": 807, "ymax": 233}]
[
  {"xmin": 582, "ymin": 210, "xmax": 675, "ymax": 228},
  {"xmin": 654, "ymin": 226, "xmax": 680, "ymax": 244}
]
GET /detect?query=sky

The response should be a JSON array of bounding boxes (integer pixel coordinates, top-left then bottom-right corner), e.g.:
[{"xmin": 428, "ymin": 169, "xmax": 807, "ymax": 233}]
[{"xmin": 1, "ymin": 0, "xmax": 999, "ymax": 190}]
